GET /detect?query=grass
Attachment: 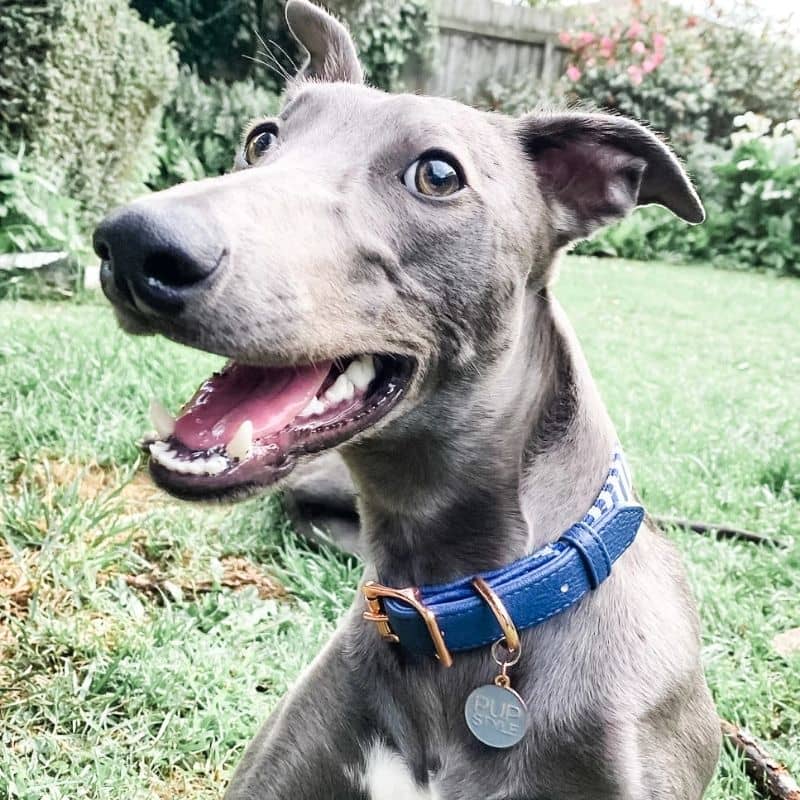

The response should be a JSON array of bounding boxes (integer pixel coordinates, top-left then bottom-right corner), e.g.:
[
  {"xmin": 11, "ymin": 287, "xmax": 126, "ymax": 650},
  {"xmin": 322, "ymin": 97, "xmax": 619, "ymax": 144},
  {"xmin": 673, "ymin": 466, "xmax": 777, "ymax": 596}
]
[{"xmin": 1, "ymin": 256, "xmax": 798, "ymax": 799}]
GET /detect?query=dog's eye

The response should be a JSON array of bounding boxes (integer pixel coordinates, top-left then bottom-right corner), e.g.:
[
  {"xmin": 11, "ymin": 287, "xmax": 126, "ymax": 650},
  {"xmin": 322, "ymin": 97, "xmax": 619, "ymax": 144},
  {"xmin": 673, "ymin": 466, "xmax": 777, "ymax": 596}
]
[
  {"xmin": 244, "ymin": 127, "xmax": 278, "ymax": 164},
  {"xmin": 402, "ymin": 155, "xmax": 463, "ymax": 198}
]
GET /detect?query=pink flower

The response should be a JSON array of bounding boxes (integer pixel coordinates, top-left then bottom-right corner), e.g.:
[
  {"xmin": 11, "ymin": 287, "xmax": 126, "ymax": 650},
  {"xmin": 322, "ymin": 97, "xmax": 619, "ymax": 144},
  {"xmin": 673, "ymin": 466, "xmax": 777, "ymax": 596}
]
[
  {"xmin": 627, "ymin": 20, "xmax": 644, "ymax": 39},
  {"xmin": 631, "ymin": 40, "xmax": 646, "ymax": 55},
  {"xmin": 652, "ymin": 32, "xmax": 666, "ymax": 52},
  {"xmin": 586, "ymin": 57, "xmax": 596, "ymax": 67},
  {"xmin": 652, "ymin": 50, "xmax": 665, "ymax": 68},
  {"xmin": 558, "ymin": 31, "xmax": 572, "ymax": 46},
  {"xmin": 642, "ymin": 56, "xmax": 657, "ymax": 73},
  {"xmin": 566, "ymin": 64, "xmax": 583, "ymax": 82},
  {"xmin": 627, "ymin": 64, "xmax": 644, "ymax": 85},
  {"xmin": 577, "ymin": 31, "xmax": 596, "ymax": 47},
  {"xmin": 599, "ymin": 36, "xmax": 615, "ymax": 58}
]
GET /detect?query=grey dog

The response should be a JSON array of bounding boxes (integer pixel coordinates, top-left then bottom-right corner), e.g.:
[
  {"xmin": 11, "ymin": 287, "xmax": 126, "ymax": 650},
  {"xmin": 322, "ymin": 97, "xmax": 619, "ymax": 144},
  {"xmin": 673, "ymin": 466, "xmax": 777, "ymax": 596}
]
[{"xmin": 93, "ymin": 1, "xmax": 720, "ymax": 797}]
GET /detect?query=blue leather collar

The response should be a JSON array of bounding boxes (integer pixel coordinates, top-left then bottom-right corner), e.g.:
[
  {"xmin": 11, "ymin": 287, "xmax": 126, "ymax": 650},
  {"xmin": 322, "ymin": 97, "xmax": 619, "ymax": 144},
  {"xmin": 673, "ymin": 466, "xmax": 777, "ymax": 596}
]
[{"xmin": 363, "ymin": 448, "xmax": 644, "ymax": 662}]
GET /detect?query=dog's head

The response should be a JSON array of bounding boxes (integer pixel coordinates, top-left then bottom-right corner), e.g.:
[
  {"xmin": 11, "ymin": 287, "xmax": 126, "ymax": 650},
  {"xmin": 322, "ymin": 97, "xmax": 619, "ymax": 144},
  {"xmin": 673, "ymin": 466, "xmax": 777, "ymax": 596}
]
[{"xmin": 94, "ymin": 0, "xmax": 703, "ymax": 501}]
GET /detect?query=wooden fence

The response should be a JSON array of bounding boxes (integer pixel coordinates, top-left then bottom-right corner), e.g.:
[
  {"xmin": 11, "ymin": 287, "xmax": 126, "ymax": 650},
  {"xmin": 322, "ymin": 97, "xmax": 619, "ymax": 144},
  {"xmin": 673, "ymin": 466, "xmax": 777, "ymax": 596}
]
[{"xmin": 420, "ymin": 0, "xmax": 569, "ymax": 101}]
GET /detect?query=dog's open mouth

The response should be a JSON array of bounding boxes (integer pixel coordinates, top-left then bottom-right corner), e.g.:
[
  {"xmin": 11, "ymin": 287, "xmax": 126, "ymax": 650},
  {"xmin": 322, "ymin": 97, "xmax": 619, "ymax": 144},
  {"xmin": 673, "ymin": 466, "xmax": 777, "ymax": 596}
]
[{"xmin": 145, "ymin": 354, "xmax": 414, "ymax": 498}]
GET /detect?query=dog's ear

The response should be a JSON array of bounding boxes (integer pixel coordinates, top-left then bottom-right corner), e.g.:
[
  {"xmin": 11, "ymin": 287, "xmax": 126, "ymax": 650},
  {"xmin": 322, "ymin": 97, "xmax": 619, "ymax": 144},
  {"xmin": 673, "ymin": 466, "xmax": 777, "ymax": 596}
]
[
  {"xmin": 285, "ymin": 0, "xmax": 363, "ymax": 84},
  {"xmin": 517, "ymin": 112, "xmax": 704, "ymax": 246}
]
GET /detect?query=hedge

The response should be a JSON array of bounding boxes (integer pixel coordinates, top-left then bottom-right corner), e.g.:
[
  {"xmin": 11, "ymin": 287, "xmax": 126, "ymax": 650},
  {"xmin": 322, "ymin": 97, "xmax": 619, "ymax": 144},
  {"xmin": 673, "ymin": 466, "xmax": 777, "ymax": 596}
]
[{"xmin": 0, "ymin": 0, "xmax": 177, "ymax": 224}]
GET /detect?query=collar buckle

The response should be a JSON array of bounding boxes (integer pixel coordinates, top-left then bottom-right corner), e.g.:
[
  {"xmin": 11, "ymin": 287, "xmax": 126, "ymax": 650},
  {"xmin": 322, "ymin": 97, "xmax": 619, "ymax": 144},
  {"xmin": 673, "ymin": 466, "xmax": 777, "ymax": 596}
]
[{"xmin": 362, "ymin": 581, "xmax": 454, "ymax": 667}]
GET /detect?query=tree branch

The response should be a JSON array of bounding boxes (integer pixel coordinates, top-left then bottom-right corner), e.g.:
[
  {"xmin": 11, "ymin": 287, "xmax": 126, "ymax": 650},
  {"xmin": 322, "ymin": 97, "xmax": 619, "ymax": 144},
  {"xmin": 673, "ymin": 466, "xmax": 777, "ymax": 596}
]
[{"xmin": 722, "ymin": 720, "xmax": 800, "ymax": 800}]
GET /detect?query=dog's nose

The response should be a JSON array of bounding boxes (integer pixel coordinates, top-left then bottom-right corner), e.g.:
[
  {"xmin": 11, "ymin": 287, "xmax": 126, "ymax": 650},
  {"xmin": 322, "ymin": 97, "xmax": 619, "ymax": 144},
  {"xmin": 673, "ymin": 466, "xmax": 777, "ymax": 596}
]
[{"xmin": 93, "ymin": 204, "xmax": 227, "ymax": 313}]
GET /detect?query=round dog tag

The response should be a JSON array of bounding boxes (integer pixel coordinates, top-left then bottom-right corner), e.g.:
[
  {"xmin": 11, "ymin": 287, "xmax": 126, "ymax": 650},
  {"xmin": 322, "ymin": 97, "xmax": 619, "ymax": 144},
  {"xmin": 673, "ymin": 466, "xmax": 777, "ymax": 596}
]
[{"xmin": 464, "ymin": 682, "xmax": 530, "ymax": 748}]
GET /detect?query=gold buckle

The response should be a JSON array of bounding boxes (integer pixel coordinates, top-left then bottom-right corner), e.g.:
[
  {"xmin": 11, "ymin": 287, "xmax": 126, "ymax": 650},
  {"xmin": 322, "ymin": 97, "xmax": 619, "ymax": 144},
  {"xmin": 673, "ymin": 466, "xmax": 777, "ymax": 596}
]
[
  {"xmin": 362, "ymin": 581, "xmax": 454, "ymax": 668},
  {"xmin": 471, "ymin": 576, "xmax": 521, "ymax": 654}
]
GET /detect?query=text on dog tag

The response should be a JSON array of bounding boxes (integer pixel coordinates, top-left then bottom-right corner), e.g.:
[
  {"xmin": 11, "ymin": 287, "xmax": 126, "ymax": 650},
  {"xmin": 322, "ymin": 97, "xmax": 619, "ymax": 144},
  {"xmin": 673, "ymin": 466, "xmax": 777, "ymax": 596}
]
[{"xmin": 464, "ymin": 682, "xmax": 529, "ymax": 748}]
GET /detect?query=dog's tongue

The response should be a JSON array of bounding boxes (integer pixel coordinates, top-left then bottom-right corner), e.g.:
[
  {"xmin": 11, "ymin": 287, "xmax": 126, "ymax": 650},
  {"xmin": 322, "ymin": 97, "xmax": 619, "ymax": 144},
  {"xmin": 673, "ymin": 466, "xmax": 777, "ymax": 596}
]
[{"xmin": 173, "ymin": 361, "xmax": 332, "ymax": 451}]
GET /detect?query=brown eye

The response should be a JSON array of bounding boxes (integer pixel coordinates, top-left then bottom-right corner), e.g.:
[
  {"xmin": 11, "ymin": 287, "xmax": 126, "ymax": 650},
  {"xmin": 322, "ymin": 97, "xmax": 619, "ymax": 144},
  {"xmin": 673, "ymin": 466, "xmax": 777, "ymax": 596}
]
[
  {"xmin": 244, "ymin": 128, "xmax": 278, "ymax": 164},
  {"xmin": 403, "ymin": 155, "xmax": 463, "ymax": 197}
]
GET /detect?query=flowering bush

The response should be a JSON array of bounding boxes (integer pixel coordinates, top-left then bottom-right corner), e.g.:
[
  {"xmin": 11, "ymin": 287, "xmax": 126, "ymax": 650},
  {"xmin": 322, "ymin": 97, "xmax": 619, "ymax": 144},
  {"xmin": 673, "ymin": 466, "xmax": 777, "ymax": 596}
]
[
  {"xmin": 559, "ymin": 3, "xmax": 714, "ymax": 151},
  {"xmin": 559, "ymin": 0, "xmax": 800, "ymax": 153},
  {"xmin": 576, "ymin": 113, "xmax": 800, "ymax": 276}
]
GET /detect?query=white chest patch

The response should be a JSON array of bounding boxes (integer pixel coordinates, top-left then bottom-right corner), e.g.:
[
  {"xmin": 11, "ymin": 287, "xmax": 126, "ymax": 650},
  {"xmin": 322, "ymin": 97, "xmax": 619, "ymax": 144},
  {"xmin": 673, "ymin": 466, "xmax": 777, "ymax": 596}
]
[{"xmin": 359, "ymin": 742, "xmax": 441, "ymax": 800}]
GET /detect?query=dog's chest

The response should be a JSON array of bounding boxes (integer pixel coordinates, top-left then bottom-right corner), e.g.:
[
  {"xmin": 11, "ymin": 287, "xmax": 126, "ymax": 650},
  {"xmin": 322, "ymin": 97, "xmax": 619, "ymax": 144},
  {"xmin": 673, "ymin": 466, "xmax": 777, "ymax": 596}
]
[{"xmin": 356, "ymin": 743, "xmax": 443, "ymax": 800}]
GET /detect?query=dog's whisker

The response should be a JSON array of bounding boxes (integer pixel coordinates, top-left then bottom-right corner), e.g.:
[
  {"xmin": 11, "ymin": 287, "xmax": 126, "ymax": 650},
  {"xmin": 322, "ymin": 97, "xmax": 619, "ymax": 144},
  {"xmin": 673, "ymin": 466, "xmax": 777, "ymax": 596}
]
[
  {"xmin": 268, "ymin": 38, "xmax": 299, "ymax": 73},
  {"xmin": 244, "ymin": 55, "xmax": 288, "ymax": 82},
  {"xmin": 254, "ymin": 30, "xmax": 292, "ymax": 81}
]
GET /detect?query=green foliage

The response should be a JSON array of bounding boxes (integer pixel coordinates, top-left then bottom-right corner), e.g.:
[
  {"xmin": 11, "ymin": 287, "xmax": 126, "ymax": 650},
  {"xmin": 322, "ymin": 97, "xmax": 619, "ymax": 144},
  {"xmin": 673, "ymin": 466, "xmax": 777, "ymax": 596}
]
[
  {"xmin": 0, "ymin": 1, "xmax": 178, "ymax": 226},
  {"xmin": 347, "ymin": 0, "xmax": 435, "ymax": 90},
  {"xmin": 133, "ymin": 0, "xmax": 435, "ymax": 94},
  {"xmin": 709, "ymin": 115, "xmax": 800, "ymax": 275},
  {"xmin": 472, "ymin": 75, "xmax": 556, "ymax": 116},
  {"xmin": 0, "ymin": 149, "xmax": 83, "ymax": 257},
  {"xmin": 152, "ymin": 68, "xmax": 280, "ymax": 190},
  {"xmin": 560, "ymin": 0, "xmax": 800, "ymax": 153},
  {"xmin": 576, "ymin": 115, "xmax": 800, "ymax": 276},
  {"xmin": 130, "ymin": 0, "xmax": 297, "ymax": 93},
  {"xmin": 0, "ymin": 149, "xmax": 88, "ymax": 300}
]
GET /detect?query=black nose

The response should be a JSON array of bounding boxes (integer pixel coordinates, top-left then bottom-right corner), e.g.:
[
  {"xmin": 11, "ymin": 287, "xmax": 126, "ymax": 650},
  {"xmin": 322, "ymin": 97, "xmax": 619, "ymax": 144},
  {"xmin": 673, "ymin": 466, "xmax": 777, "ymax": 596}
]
[{"xmin": 93, "ymin": 204, "xmax": 227, "ymax": 313}]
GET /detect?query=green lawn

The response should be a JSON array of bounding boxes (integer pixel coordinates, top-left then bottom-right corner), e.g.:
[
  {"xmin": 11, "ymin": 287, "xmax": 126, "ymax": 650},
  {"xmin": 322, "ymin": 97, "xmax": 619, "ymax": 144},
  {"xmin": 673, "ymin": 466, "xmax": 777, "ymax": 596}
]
[{"xmin": 1, "ymin": 256, "xmax": 798, "ymax": 799}]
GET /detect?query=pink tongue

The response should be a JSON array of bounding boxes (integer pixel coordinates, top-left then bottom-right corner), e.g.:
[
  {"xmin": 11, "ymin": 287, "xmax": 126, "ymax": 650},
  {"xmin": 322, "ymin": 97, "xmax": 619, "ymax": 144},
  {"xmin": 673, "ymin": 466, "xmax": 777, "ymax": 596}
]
[{"xmin": 173, "ymin": 360, "xmax": 332, "ymax": 451}]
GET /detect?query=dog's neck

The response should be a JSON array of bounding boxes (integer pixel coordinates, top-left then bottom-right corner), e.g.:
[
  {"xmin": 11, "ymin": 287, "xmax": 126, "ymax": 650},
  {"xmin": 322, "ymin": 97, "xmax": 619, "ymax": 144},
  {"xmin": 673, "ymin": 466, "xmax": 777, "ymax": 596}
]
[{"xmin": 344, "ymin": 286, "xmax": 617, "ymax": 587}]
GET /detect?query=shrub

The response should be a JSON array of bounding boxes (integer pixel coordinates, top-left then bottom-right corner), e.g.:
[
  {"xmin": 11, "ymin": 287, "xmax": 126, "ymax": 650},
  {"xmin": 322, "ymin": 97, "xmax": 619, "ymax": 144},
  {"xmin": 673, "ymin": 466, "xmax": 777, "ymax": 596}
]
[
  {"xmin": 472, "ymin": 75, "xmax": 557, "ymax": 116},
  {"xmin": 130, "ymin": 0, "xmax": 291, "ymax": 90},
  {"xmin": 152, "ymin": 69, "xmax": 281, "ymax": 190},
  {"xmin": 347, "ymin": 0, "xmax": 435, "ymax": 90},
  {"xmin": 0, "ymin": 148, "xmax": 83, "ymax": 256},
  {"xmin": 576, "ymin": 115, "xmax": 800, "ymax": 276},
  {"xmin": 0, "ymin": 148, "xmax": 86, "ymax": 299},
  {"xmin": 133, "ymin": 0, "xmax": 435, "ymax": 94},
  {"xmin": 710, "ymin": 114, "xmax": 800, "ymax": 275},
  {"xmin": 0, "ymin": 0, "xmax": 177, "ymax": 225},
  {"xmin": 560, "ymin": 0, "xmax": 800, "ymax": 153}
]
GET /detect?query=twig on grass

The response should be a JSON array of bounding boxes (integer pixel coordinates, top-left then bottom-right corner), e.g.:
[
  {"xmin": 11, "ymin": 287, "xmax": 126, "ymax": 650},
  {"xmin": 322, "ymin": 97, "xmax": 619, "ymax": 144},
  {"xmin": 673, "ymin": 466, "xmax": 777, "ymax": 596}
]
[
  {"xmin": 721, "ymin": 720, "xmax": 800, "ymax": 800},
  {"xmin": 653, "ymin": 516, "xmax": 785, "ymax": 547}
]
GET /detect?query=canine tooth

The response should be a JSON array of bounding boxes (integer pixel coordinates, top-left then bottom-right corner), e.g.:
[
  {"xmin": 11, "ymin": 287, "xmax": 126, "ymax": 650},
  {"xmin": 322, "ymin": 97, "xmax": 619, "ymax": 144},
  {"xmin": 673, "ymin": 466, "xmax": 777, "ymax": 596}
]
[
  {"xmin": 149, "ymin": 399, "xmax": 176, "ymax": 439},
  {"xmin": 345, "ymin": 355, "xmax": 376, "ymax": 391},
  {"xmin": 325, "ymin": 373, "xmax": 355, "ymax": 404},
  {"xmin": 226, "ymin": 420, "xmax": 253, "ymax": 461}
]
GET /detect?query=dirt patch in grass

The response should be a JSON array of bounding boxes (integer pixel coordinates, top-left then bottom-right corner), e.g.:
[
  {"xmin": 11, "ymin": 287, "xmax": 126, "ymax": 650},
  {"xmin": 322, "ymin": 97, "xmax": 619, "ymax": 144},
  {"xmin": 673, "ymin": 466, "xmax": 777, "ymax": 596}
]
[
  {"xmin": 27, "ymin": 458, "xmax": 166, "ymax": 510},
  {"xmin": 0, "ymin": 545, "xmax": 31, "ymax": 676},
  {"xmin": 151, "ymin": 771, "xmax": 222, "ymax": 799},
  {"xmin": 123, "ymin": 555, "xmax": 286, "ymax": 601},
  {"xmin": 0, "ymin": 545, "xmax": 32, "ymax": 615}
]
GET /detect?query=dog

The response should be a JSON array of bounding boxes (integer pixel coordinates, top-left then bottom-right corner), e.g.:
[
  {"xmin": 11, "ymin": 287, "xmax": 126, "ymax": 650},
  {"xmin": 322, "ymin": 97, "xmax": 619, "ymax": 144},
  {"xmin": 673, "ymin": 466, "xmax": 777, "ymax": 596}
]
[{"xmin": 93, "ymin": 1, "xmax": 720, "ymax": 797}]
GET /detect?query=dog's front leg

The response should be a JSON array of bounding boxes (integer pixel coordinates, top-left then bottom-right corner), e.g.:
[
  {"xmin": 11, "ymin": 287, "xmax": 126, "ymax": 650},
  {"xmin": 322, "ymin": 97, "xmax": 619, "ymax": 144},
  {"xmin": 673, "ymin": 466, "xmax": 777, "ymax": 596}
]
[{"xmin": 224, "ymin": 617, "xmax": 371, "ymax": 800}]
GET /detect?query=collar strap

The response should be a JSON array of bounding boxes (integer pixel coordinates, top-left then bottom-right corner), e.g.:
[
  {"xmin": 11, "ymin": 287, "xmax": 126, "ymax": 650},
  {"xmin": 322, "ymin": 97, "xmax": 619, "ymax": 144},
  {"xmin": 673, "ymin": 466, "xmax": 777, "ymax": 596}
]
[{"xmin": 362, "ymin": 448, "xmax": 644, "ymax": 667}]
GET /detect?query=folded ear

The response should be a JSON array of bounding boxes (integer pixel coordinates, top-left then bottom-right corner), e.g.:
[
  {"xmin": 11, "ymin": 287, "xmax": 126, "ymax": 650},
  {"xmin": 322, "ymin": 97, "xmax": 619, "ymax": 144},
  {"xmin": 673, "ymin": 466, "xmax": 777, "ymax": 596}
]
[
  {"xmin": 517, "ymin": 112, "xmax": 704, "ymax": 246},
  {"xmin": 285, "ymin": 0, "xmax": 363, "ymax": 84}
]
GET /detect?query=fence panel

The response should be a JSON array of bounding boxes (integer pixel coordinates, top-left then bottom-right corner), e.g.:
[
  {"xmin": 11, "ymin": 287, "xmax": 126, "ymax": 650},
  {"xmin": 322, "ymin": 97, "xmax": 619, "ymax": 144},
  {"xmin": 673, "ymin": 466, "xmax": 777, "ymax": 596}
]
[{"xmin": 421, "ymin": 0, "xmax": 568, "ymax": 101}]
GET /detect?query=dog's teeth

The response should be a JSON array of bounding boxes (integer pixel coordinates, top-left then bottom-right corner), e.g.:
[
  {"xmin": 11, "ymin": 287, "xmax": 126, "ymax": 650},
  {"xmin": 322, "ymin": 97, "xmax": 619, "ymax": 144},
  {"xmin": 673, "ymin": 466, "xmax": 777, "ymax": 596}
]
[
  {"xmin": 203, "ymin": 454, "xmax": 229, "ymax": 475},
  {"xmin": 149, "ymin": 441, "xmax": 230, "ymax": 476},
  {"xmin": 324, "ymin": 373, "xmax": 355, "ymax": 404},
  {"xmin": 299, "ymin": 397, "xmax": 326, "ymax": 419},
  {"xmin": 345, "ymin": 355, "xmax": 376, "ymax": 391},
  {"xmin": 226, "ymin": 420, "xmax": 253, "ymax": 461},
  {"xmin": 149, "ymin": 399, "xmax": 176, "ymax": 439}
]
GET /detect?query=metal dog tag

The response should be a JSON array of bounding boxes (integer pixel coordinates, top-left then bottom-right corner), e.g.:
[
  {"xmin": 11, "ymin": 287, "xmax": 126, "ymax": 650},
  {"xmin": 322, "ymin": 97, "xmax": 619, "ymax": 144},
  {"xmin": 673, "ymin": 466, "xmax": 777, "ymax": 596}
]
[{"xmin": 464, "ymin": 681, "xmax": 529, "ymax": 748}]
